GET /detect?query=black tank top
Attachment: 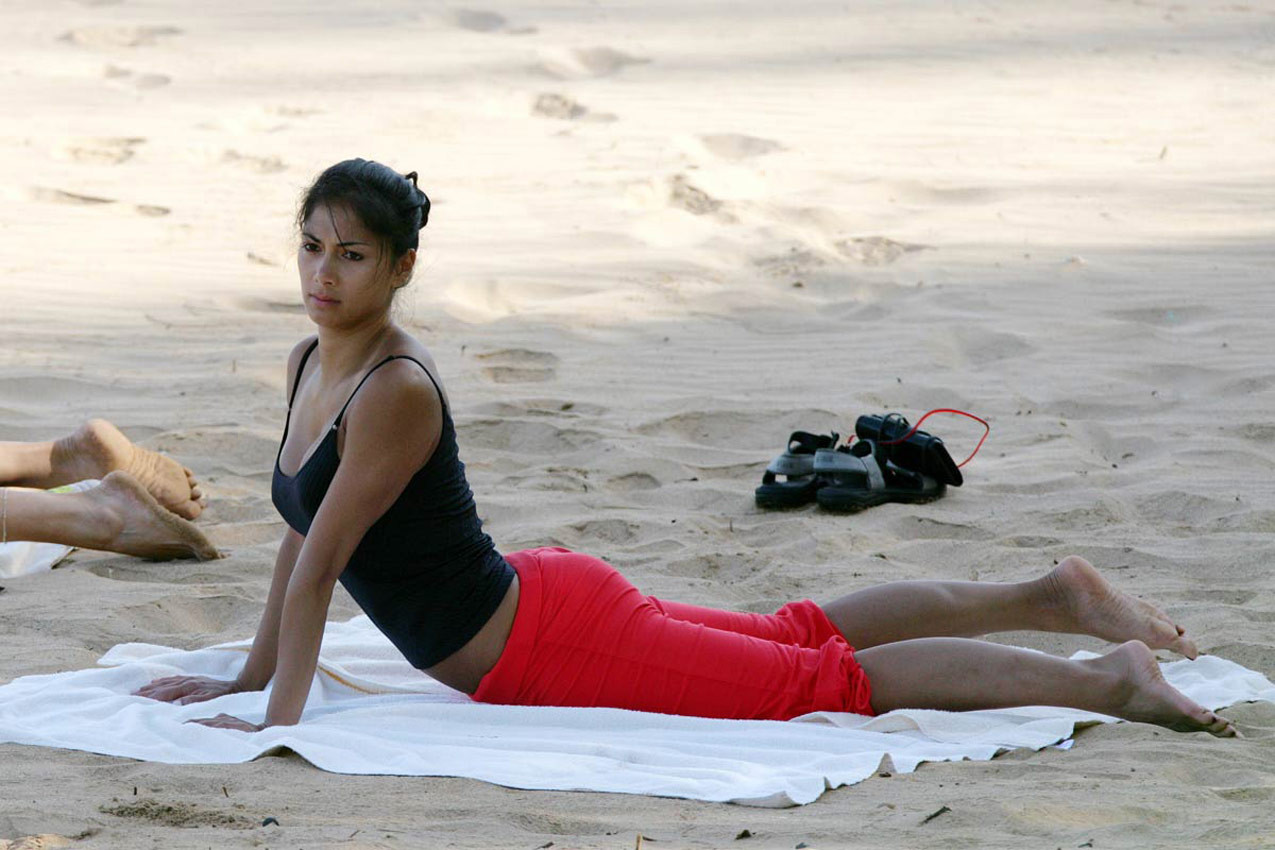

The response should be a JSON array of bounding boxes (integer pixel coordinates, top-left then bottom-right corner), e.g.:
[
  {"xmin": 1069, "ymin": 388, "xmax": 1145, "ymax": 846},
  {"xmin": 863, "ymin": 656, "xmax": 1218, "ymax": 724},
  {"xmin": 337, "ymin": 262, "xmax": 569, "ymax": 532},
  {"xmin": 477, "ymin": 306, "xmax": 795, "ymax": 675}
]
[{"xmin": 270, "ymin": 340, "xmax": 514, "ymax": 669}]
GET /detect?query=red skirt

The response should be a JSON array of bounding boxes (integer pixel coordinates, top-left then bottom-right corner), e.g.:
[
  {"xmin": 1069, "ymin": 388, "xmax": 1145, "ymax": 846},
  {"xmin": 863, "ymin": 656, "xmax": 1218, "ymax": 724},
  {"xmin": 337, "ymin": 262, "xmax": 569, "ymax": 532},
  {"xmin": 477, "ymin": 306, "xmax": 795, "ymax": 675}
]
[{"xmin": 473, "ymin": 547, "xmax": 873, "ymax": 720}]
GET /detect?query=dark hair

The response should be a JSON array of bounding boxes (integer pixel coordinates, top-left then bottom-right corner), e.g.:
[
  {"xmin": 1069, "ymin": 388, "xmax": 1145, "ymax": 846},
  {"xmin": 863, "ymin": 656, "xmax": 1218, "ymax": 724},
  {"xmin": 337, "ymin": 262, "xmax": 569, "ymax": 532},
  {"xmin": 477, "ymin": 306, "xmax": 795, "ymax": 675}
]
[{"xmin": 297, "ymin": 158, "xmax": 431, "ymax": 266}]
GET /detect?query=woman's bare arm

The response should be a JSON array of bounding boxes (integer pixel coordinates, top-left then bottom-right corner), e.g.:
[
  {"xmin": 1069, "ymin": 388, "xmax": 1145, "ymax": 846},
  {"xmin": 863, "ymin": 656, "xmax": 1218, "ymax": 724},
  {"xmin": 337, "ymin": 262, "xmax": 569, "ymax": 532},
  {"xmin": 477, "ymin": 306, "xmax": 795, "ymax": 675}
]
[
  {"xmin": 239, "ymin": 335, "xmax": 320, "ymax": 691},
  {"xmin": 135, "ymin": 338, "xmax": 317, "ymax": 705}
]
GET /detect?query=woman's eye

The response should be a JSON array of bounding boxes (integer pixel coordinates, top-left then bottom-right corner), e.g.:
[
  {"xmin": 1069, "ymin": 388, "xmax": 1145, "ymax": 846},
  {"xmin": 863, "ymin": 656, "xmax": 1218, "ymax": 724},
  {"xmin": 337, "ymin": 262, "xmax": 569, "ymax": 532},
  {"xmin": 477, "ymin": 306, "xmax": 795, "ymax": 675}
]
[
  {"xmin": 343, "ymin": 251, "xmax": 364, "ymax": 262},
  {"xmin": 301, "ymin": 242, "xmax": 319, "ymax": 252}
]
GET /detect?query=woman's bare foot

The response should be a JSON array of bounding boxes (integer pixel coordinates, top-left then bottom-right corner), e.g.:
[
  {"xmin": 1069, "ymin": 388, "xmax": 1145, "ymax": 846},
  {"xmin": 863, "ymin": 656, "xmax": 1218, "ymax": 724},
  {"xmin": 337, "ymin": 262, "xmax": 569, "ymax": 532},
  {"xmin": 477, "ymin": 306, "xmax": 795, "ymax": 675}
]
[
  {"xmin": 87, "ymin": 471, "xmax": 219, "ymax": 561},
  {"xmin": 52, "ymin": 419, "xmax": 205, "ymax": 519},
  {"xmin": 1090, "ymin": 640, "xmax": 1235, "ymax": 736},
  {"xmin": 1039, "ymin": 556, "xmax": 1197, "ymax": 659}
]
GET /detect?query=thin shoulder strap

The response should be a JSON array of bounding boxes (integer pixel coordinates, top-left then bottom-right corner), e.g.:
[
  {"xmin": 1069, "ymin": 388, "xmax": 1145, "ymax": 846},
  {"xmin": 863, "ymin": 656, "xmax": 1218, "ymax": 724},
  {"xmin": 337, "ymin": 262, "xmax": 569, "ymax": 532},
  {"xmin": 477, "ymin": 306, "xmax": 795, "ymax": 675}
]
[
  {"xmin": 288, "ymin": 339, "xmax": 320, "ymax": 409},
  {"xmin": 275, "ymin": 338, "xmax": 321, "ymax": 466},
  {"xmin": 333, "ymin": 355, "xmax": 444, "ymax": 428}
]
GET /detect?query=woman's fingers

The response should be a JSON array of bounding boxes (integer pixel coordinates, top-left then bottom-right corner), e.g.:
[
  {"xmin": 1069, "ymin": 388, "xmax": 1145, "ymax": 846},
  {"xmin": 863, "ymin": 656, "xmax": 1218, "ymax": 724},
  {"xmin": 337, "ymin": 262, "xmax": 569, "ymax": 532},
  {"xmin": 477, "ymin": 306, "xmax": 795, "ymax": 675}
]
[
  {"xmin": 187, "ymin": 713, "xmax": 261, "ymax": 732},
  {"xmin": 134, "ymin": 679, "xmax": 194, "ymax": 699},
  {"xmin": 134, "ymin": 675, "xmax": 230, "ymax": 702},
  {"xmin": 134, "ymin": 680, "xmax": 190, "ymax": 699},
  {"xmin": 175, "ymin": 688, "xmax": 222, "ymax": 705}
]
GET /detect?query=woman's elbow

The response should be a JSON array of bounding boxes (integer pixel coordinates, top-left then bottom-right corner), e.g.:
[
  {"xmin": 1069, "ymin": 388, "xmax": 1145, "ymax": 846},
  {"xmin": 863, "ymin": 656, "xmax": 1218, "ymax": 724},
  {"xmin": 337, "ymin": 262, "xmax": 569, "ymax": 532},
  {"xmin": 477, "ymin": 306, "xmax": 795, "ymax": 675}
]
[{"xmin": 284, "ymin": 569, "xmax": 339, "ymax": 606}]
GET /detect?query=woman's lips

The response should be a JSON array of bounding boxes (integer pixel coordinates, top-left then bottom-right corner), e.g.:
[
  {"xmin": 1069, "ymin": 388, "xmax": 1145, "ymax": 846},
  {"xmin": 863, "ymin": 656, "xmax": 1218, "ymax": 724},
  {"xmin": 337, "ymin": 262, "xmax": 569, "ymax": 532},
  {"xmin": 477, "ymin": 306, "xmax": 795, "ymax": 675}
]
[{"xmin": 309, "ymin": 293, "xmax": 339, "ymax": 305}]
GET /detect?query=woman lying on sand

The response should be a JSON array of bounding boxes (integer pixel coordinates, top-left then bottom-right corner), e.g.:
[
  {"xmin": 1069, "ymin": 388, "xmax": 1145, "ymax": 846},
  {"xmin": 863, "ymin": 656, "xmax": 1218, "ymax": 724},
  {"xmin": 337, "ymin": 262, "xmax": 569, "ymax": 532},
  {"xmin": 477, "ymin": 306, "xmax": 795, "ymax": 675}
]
[
  {"xmin": 0, "ymin": 420, "xmax": 216, "ymax": 561},
  {"xmin": 136, "ymin": 159, "xmax": 1234, "ymax": 737}
]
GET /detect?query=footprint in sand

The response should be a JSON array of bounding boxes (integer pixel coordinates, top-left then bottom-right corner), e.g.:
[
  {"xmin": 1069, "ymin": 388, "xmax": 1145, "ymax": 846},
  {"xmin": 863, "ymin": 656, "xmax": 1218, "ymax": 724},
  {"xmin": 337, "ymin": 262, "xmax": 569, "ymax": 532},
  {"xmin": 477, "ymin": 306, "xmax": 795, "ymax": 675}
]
[
  {"xmin": 1000, "ymin": 534, "xmax": 1065, "ymax": 549},
  {"xmin": 118, "ymin": 593, "xmax": 257, "ymax": 636},
  {"xmin": 536, "ymin": 46, "xmax": 649, "ymax": 79},
  {"xmin": 234, "ymin": 296, "xmax": 305, "ymax": 315},
  {"xmin": 1177, "ymin": 588, "xmax": 1258, "ymax": 605},
  {"xmin": 471, "ymin": 399, "xmax": 607, "ymax": 418},
  {"xmin": 457, "ymin": 418, "xmax": 599, "ymax": 454},
  {"xmin": 270, "ymin": 105, "xmax": 322, "ymax": 118},
  {"xmin": 1231, "ymin": 422, "xmax": 1275, "ymax": 443},
  {"xmin": 505, "ymin": 466, "xmax": 591, "ymax": 493},
  {"xmin": 697, "ymin": 133, "xmax": 785, "ymax": 161},
  {"xmin": 62, "ymin": 25, "xmax": 181, "ymax": 48},
  {"xmin": 441, "ymin": 8, "xmax": 535, "ymax": 34},
  {"xmin": 668, "ymin": 175, "xmax": 723, "ymax": 216},
  {"xmin": 104, "ymin": 64, "xmax": 170, "ymax": 90},
  {"xmin": 1107, "ymin": 305, "xmax": 1214, "ymax": 327},
  {"xmin": 607, "ymin": 472, "xmax": 661, "ymax": 491},
  {"xmin": 532, "ymin": 93, "xmax": 617, "ymax": 123},
  {"xmin": 532, "ymin": 93, "xmax": 586, "ymax": 120},
  {"xmin": 245, "ymin": 251, "xmax": 281, "ymax": 267},
  {"xmin": 474, "ymin": 348, "xmax": 559, "ymax": 383},
  {"xmin": 220, "ymin": 150, "xmax": 287, "ymax": 174},
  {"xmin": 53, "ymin": 136, "xmax": 145, "ymax": 165},
  {"xmin": 28, "ymin": 187, "xmax": 114, "ymax": 206},
  {"xmin": 835, "ymin": 236, "xmax": 929, "ymax": 266},
  {"xmin": 28, "ymin": 187, "xmax": 169, "ymax": 217},
  {"xmin": 753, "ymin": 245, "xmax": 826, "ymax": 278},
  {"xmin": 86, "ymin": 560, "xmax": 228, "ymax": 585},
  {"xmin": 565, "ymin": 518, "xmax": 642, "ymax": 545},
  {"xmin": 636, "ymin": 409, "xmax": 798, "ymax": 447},
  {"xmin": 931, "ymin": 325, "xmax": 1035, "ymax": 367}
]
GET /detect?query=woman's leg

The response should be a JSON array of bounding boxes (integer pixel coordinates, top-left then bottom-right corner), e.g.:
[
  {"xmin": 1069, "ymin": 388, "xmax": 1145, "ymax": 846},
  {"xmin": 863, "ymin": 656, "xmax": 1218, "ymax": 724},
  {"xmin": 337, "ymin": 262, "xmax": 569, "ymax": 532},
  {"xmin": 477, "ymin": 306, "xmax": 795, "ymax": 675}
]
[
  {"xmin": 487, "ymin": 551, "xmax": 1232, "ymax": 734},
  {"xmin": 857, "ymin": 637, "xmax": 1234, "ymax": 736},
  {"xmin": 821, "ymin": 556, "xmax": 1195, "ymax": 657},
  {"xmin": 0, "ymin": 419, "xmax": 204, "ymax": 519},
  {"xmin": 1, "ymin": 471, "xmax": 217, "ymax": 560}
]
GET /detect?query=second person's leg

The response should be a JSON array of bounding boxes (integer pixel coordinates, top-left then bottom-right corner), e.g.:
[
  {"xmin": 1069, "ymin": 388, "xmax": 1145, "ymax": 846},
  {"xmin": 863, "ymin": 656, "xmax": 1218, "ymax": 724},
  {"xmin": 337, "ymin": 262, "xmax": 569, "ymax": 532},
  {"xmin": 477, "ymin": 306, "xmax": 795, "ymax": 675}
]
[
  {"xmin": 0, "ymin": 420, "xmax": 204, "ymax": 519},
  {"xmin": 1, "ymin": 472, "xmax": 217, "ymax": 560}
]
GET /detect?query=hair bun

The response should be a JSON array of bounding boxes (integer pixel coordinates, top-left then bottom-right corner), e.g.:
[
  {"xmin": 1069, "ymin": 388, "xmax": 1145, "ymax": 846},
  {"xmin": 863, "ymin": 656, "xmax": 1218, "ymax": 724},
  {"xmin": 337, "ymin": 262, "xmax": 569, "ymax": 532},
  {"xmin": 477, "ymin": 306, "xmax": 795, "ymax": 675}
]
[{"xmin": 403, "ymin": 171, "xmax": 430, "ymax": 230}]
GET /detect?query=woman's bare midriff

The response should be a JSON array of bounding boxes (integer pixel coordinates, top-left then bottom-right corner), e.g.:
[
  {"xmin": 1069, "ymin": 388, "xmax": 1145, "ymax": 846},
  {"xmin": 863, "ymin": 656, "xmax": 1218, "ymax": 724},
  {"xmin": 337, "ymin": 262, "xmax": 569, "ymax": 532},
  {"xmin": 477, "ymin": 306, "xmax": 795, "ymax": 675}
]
[{"xmin": 422, "ymin": 572, "xmax": 521, "ymax": 695}]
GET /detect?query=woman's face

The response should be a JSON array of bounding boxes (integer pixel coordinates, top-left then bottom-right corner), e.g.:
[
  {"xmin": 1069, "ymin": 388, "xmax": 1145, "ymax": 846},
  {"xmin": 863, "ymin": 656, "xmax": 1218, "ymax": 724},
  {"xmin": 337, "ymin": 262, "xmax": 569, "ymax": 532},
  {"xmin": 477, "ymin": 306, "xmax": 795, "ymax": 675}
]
[{"xmin": 297, "ymin": 204, "xmax": 411, "ymax": 329}]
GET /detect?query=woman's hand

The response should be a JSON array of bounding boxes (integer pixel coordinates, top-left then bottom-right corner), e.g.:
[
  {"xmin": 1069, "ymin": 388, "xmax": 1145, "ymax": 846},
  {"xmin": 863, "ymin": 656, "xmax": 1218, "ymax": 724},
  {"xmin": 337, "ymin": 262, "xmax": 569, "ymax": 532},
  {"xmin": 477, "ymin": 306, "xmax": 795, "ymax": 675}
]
[
  {"xmin": 187, "ymin": 713, "xmax": 264, "ymax": 732},
  {"xmin": 133, "ymin": 675, "xmax": 241, "ymax": 705}
]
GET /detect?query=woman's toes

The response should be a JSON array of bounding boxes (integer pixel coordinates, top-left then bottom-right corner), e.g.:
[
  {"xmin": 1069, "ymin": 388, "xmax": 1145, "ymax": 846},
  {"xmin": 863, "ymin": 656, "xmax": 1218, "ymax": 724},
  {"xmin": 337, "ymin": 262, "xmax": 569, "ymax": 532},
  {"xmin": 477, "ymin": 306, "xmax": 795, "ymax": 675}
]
[
  {"xmin": 1173, "ymin": 634, "xmax": 1198, "ymax": 660},
  {"xmin": 1209, "ymin": 715, "xmax": 1238, "ymax": 737}
]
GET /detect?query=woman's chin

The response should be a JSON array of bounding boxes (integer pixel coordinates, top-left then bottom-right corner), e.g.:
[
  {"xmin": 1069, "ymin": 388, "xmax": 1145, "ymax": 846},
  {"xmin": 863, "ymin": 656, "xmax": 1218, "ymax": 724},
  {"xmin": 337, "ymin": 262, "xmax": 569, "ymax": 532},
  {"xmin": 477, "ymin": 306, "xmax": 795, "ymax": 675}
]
[{"xmin": 304, "ymin": 302, "xmax": 342, "ymax": 325}]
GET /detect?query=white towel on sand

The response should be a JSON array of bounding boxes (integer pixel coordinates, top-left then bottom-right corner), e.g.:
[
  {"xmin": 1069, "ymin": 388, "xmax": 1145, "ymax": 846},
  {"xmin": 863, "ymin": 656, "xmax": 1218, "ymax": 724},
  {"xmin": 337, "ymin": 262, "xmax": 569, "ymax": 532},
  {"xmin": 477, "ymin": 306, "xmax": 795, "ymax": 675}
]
[{"xmin": 1, "ymin": 616, "xmax": 1271, "ymax": 806}]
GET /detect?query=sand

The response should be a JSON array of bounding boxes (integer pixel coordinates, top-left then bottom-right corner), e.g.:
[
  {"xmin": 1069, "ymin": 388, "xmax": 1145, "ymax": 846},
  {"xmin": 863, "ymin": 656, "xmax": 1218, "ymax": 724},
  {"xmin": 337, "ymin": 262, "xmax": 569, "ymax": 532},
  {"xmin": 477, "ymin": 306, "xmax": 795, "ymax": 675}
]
[{"xmin": 2, "ymin": 0, "xmax": 1274, "ymax": 847}]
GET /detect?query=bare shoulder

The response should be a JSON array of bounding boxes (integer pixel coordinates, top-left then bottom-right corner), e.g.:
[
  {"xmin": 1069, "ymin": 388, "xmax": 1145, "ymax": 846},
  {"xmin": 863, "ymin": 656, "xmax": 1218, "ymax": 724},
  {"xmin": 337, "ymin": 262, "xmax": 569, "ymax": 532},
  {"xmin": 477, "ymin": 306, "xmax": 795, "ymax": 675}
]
[
  {"xmin": 283, "ymin": 334, "xmax": 319, "ymax": 402},
  {"xmin": 348, "ymin": 357, "xmax": 442, "ymax": 420},
  {"xmin": 383, "ymin": 330, "xmax": 448, "ymax": 404},
  {"xmin": 341, "ymin": 358, "xmax": 444, "ymax": 466}
]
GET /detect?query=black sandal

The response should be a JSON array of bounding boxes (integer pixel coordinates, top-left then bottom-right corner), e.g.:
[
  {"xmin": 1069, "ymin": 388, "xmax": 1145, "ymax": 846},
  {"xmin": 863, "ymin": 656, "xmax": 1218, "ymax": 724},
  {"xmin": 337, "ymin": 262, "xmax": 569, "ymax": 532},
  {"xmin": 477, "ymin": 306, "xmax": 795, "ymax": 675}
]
[
  {"xmin": 755, "ymin": 431, "xmax": 839, "ymax": 508},
  {"xmin": 813, "ymin": 439, "xmax": 946, "ymax": 512},
  {"xmin": 854, "ymin": 412, "xmax": 967, "ymax": 487}
]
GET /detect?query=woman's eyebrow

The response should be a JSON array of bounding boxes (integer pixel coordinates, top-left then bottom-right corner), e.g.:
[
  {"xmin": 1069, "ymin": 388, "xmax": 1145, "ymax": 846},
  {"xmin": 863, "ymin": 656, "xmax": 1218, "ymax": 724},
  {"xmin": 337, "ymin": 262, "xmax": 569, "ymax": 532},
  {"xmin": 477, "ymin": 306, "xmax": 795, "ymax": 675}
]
[{"xmin": 301, "ymin": 230, "xmax": 370, "ymax": 247}]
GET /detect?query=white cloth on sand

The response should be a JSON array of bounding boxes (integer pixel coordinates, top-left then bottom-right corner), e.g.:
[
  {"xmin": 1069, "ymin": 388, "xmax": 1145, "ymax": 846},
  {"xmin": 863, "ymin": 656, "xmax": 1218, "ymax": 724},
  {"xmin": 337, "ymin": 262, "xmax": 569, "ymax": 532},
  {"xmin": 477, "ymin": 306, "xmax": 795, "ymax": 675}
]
[{"xmin": 1, "ymin": 615, "xmax": 1270, "ymax": 806}]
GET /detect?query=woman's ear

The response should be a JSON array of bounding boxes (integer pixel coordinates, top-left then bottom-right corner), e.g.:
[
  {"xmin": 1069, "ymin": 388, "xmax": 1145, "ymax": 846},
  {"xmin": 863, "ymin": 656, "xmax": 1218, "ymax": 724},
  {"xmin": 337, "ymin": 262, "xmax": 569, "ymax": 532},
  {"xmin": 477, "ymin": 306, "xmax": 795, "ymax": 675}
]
[{"xmin": 394, "ymin": 248, "xmax": 417, "ymax": 288}]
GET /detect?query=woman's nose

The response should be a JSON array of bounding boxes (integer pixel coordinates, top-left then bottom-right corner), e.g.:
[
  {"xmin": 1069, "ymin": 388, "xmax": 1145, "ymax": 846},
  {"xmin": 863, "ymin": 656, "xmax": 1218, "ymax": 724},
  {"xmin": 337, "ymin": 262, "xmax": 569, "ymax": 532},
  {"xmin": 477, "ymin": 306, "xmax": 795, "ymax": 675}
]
[{"xmin": 311, "ymin": 251, "xmax": 337, "ymax": 284}]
